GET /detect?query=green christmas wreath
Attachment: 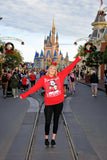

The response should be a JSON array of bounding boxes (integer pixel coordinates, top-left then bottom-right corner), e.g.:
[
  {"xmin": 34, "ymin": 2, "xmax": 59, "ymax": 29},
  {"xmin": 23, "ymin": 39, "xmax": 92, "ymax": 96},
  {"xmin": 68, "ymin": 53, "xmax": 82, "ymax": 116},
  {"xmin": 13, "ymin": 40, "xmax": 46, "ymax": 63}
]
[
  {"xmin": 5, "ymin": 42, "xmax": 14, "ymax": 54},
  {"xmin": 84, "ymin": 42, "xmax": 96, "ymax": 54}
]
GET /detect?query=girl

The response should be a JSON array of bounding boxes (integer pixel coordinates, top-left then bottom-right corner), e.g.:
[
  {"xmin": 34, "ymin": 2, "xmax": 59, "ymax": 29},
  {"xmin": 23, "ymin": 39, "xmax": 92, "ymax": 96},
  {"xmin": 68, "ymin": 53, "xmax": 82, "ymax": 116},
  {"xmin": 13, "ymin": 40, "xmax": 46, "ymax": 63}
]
[
  {"xmin": 69, "ymin": 71, "xmax": 76, "ymax": 94},
  {"xmin": 20, "ymin": 56, "xmax": 81, "ymax": 146}
]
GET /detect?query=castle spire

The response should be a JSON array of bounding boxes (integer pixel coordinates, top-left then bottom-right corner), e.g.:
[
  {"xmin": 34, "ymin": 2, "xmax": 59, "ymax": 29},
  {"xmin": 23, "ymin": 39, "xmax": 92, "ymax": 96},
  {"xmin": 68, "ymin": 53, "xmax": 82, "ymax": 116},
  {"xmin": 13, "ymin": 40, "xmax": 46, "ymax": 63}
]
[
  {"xmin": 44, "ymin": 35, "xmax": 46, "ymax": 40},
  {"xmin": 52, "ymin": 18, "xmax": 55, "ymax": 45},
  {"xmin": 53, "ymin": 17, "xmax": 55, "ymax": 29}
]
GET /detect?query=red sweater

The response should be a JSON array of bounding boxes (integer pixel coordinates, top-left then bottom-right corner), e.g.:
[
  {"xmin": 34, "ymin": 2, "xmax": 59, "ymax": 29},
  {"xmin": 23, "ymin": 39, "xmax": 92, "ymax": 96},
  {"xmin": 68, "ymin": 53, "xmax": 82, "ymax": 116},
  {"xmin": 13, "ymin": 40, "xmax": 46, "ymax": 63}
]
[
  {"xmin": 22, "ymin": 77, "xmax": 27, "ymax": 85},
  {"xmin": 20, "ymin": 56, "xmax": 81, "ymax": 105},
  {"xmin": 29, "ymin": 74, "xmax": 36, "ymax": 81}
]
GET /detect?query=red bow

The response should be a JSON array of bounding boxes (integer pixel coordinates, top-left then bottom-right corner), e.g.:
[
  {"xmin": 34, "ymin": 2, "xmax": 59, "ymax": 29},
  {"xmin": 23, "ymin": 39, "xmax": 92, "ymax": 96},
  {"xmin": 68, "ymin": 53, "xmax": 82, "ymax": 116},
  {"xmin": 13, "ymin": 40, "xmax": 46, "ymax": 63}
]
[
  {"xmin": 51, "ymin": 61, "xmax": 57, "ymax": 66},
  {"xmin": 6, "ymin": 50, "xmax": 13, "ymax": 54}
]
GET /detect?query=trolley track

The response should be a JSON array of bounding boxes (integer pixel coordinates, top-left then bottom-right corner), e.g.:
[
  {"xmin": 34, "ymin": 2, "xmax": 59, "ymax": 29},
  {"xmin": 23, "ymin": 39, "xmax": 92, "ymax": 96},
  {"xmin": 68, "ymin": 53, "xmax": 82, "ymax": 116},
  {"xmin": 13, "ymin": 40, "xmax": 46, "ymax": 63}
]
[{"xmin": 25, "ymin": 101, "xmax": 78, "ymax": 160}]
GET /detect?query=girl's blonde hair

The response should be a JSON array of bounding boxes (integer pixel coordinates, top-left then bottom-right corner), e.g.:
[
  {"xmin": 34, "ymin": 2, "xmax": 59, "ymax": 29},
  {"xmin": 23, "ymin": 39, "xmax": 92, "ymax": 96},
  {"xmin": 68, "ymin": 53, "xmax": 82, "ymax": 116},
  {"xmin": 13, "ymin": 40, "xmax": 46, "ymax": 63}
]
[{"xmin": 46, "ymin": 65, "xmax": 57, "ymax": 78}]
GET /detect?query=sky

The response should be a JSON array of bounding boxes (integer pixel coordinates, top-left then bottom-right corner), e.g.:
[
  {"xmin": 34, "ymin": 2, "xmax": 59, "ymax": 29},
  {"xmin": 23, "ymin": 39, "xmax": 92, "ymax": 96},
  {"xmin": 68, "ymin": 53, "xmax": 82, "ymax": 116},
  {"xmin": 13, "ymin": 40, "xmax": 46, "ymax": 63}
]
[{"xmin": 0, "ymin": 0, "xmax": 107, "ymax": 62}]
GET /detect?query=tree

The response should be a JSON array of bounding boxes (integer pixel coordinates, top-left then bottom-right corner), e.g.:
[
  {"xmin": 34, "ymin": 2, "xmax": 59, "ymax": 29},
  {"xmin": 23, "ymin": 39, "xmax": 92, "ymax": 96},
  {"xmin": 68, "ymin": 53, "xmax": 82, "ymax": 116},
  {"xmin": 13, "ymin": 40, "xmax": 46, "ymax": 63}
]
[
  {"xmin": 103, "ymin": 45, "xmax": 107, "ymax": 64},
  {"xmin": 77, "ymin": 45, "xmax": 85, "ymax": 57},
  {"xmin": 86, "ymin": 51, "xmax": 104, "ymax": 72},
  {"xmin": 3, "ymin": 53, "xmax": 20, "ymax": 70},
  {"xmin": 13, "ymin": 49, "xmax": 23, "ymax": 63},
  {"xmin": 74, "ymin": 45, "xmax": 85, "ymax": 58}
]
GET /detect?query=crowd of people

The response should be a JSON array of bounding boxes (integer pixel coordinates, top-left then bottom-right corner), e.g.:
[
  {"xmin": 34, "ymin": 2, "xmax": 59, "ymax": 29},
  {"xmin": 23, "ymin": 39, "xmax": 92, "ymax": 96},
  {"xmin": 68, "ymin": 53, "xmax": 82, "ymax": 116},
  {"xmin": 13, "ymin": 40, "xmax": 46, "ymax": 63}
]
[
  {"xmin": 0, "ymin": 66, "xmax": 84, "ymax": 99},
  {"xmin": 0, "ymin": 69, "xmax": 41, "ymax": 98},
  {"xmin": 0, "ymin": 66, "xmax": 107, "ymax": 99}
]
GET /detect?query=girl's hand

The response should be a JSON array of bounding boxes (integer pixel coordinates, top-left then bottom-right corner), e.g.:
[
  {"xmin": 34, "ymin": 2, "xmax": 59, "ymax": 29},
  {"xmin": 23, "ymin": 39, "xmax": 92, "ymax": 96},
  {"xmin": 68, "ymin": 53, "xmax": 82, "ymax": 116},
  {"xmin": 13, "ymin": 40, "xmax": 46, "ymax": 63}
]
[
  {"xmin": 78, "ymin": 56, "xmax": 81, "ymax": 59},
  {"xmin": 20, "ymin": 96, "xmax": 22, "ymax": 99}
]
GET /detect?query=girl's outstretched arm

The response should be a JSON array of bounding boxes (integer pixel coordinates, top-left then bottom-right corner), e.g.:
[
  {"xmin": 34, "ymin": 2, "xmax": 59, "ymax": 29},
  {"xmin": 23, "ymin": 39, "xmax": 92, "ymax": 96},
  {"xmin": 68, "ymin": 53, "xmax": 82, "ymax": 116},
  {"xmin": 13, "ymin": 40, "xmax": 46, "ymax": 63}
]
[
  {"xmin": 20, "ymin": 76, "xmax": 44, "ymax": 99},
  {"xmin": 59, "ymin": 56, "xmax": 81, "ymax": 78}
]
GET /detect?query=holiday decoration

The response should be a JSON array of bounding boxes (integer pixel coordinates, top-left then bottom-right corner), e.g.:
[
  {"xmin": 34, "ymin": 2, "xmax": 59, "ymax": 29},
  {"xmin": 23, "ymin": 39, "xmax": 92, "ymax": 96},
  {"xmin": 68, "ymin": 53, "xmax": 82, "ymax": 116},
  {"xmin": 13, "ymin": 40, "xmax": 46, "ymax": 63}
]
[
  {"xmin": 98, "ymin": 10, "xmax": 106, "ymax": 16},
  {"xmin": 74, "ymin": 42, "xmax": 77, "ymax": 45},
  {"xmin": 5, "ymin": 42, "xmax": 14, "ymax": 54},
  {"xmin": 84, "ymin": 42, "xmax": 97, "ymax": 54},
  {"xmin": 21, "ymin": 41, "xmax": 24, "ymax": 45}
]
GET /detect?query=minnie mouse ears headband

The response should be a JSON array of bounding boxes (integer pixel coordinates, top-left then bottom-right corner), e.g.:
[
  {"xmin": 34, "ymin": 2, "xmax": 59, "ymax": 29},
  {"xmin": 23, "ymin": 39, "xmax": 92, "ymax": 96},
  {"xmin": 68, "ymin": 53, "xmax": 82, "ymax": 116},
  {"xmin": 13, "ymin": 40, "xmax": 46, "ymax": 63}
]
[{"xmin": 51, "ymin": 61, "xmax": 57, "ymax": 66}]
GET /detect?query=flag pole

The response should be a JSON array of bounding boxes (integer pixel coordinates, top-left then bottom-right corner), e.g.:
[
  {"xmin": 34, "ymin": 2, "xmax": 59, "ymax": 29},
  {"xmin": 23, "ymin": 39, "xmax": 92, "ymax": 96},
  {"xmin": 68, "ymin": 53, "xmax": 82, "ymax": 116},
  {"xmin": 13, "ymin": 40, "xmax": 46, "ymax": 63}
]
[{"xmin": 100, "ymin": 0, "xmax": 103, "ymax": 10}]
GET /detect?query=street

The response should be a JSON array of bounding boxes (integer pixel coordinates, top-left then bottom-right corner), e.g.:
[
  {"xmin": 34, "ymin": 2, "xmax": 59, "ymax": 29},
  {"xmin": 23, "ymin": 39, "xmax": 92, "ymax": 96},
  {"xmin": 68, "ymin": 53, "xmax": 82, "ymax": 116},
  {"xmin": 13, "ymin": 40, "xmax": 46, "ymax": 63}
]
[
  {"xmin": 70, "ymin": 82, "xmax": 107, "ymax": 160},
  {"xmin": 0, "ymin": 82, "xmax": 107, "ymax": 160}
]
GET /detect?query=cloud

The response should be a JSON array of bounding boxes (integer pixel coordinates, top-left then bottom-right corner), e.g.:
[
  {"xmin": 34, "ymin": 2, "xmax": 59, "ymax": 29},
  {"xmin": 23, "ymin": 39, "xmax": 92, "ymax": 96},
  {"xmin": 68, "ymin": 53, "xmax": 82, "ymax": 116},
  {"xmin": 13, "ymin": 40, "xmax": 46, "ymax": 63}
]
[
  {"xmin": 1, "ymin": 0, "xmax": 106, "ymax": 36},
  {"xmin": 0, "ymin": 0, "xmax": 107, "ymax": 62}
]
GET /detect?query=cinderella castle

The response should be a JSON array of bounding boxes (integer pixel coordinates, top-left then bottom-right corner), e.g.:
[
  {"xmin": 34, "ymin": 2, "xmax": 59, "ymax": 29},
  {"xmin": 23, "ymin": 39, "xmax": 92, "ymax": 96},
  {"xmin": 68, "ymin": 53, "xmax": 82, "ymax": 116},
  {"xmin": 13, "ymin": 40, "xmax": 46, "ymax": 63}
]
[{"xmin": 34, "ymin": 19, "xmax": 69, "ymax": 70}]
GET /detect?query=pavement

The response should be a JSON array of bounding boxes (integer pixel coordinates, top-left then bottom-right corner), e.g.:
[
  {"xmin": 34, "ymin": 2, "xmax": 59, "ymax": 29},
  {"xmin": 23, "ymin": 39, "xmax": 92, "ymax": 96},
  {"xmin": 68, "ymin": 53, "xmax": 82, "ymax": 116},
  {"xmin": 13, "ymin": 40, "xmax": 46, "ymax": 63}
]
[{"xmin": 0, "ymin": 82, "xmax": 107, "ymax": 160}]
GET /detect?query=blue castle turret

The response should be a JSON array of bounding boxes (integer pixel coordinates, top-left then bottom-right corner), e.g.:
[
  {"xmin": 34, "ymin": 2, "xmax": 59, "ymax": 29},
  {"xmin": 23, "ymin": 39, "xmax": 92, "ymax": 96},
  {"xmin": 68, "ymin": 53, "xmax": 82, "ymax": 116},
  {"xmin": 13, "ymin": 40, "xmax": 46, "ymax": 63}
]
[{"xmin": 53, "ymin": 50, "xmax": 57, "ymax": 61}]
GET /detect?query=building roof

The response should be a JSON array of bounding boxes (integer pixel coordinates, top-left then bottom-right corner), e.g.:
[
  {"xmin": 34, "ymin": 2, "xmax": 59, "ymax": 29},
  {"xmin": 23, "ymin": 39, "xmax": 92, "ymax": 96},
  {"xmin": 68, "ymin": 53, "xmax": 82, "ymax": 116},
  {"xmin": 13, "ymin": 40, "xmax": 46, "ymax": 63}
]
[
  {"xmin": 89, "ymin": 10, "xmax": 107, "ymax": 42},
  {"xmin": 56, "ymin": 32, "xmax": 58, "ymax": 38},
  {"xmin": 66, "ymin": 52, "xmax": 69, "ymax": 58},
  {"xmin": 49, "ymin": 31, "xmax": 51, "ymax": 36},
  {"xmin": 40, "ymin": 50, "xmax": 44, "ymax": 57},
  {"xmin": 61, "ymin": 55, "xmax": 63, "ymax": 60},
  {"xmin": 93, "ymin": 10, "xmax": 106, "ymax": 23},
  {"xmin": 54, "ymin": 50, "xmax": 57, "ymax": 56},
  {"xmin": 35, "ymin": 51, "xmax": 39, "ymax": 58},
  {"xmin": 59, "ymin": 50, "xmax": 62, "ymax": 55}
]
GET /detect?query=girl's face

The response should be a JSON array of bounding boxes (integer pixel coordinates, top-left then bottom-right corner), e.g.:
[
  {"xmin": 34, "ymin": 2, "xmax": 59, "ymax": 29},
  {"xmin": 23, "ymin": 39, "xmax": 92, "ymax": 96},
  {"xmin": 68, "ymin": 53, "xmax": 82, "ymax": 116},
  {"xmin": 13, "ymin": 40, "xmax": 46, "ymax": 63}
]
[{"xmin": 48, "ymin": 65, "xmax": 57, "ymax": 77}]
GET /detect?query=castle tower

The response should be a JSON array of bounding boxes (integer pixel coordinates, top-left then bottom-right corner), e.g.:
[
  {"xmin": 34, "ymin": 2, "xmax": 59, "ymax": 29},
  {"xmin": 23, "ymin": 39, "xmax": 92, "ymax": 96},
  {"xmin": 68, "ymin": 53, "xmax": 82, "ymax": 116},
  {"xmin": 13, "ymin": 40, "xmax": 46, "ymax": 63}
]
[
  {"xmin": 34, "ymin": 51, "xmax": 40, "ymax": 69},
  {"xmin": 34, "ymin": 18, "xmax": 69, "ymax": 70},
  {"xmin": 40, "ymin": 50, "xmax": 44, "ymax": 69},
  {"xmin": 56, "ymin": 32, "xmax": 59, "ymax": 56}
]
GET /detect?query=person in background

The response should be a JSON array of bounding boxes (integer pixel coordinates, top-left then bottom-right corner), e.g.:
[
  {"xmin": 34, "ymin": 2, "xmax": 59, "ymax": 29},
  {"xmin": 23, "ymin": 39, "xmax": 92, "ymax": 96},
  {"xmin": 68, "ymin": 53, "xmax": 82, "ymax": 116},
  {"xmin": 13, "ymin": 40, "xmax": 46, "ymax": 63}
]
[
  {"xmin": 40, "ymin": 69, "xmax": 45, "ymax": 77},
  {"xmin": 10, "ymin": 72, "xmax": 19, "ymax": 98},
  {"xmin": 75, "ymin": 70, "xmax": 79, "ymax": 85},
  {"xmin": 20, "ymin": 56, "xmax": 81, "ymax": 147},
  {"xmin": 80, "ymin": 70, "xmax": 84, "ymax": 80},
  {"xmin": 63, "ymin": 75, "xmax": 69, "ymax": 97},
  {"xmin": 36, "ymin": 70, "xmax": 40, "ymax": 82},
  {"xmin": 1, "ymin": 70, "xmax": 10, "ymax": 98},
  {"xmin": 90, "ymin": 70, "xmax": 99, "ymax": 97},
  {"xmin": 7, "ymin": 70, "xmax": 12, "ymax": 78},
  {"xmin": 104, "ymin": 73, "xmax": 107, "ymax": 96},
  {"xmin": 69, "ymin": 71, "xmax": 75, "ymax": 94},
  {"xmin": 17, "ymin": 70, "xmax": 22, "ymax": 89},
  {"xmin": 21, "ymin": 75, "xmax": 27, "ymax": 91},
  {"xmin": 29, "ymin": 71, "xmax": 36, "ymax": 87}
]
